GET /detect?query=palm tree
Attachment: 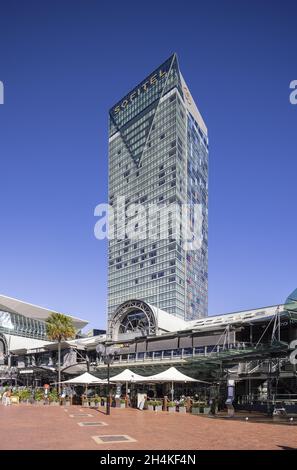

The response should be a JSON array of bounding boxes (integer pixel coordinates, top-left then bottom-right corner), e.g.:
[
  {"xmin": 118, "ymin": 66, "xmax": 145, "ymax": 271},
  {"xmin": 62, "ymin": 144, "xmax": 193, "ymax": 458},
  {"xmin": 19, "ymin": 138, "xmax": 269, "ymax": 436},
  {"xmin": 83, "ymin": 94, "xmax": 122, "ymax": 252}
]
[{"xmin": 46, "ymin": 313, "xmax": 76, "ymax": 394}]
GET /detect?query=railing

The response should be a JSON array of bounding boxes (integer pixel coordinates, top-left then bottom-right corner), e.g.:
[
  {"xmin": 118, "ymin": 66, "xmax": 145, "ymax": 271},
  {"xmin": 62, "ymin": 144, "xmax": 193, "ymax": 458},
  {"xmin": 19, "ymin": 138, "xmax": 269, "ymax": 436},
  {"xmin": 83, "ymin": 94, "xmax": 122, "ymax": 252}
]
[{"xmin": 94, "ymin": 342, "xmax": 257, "ymax": 366}]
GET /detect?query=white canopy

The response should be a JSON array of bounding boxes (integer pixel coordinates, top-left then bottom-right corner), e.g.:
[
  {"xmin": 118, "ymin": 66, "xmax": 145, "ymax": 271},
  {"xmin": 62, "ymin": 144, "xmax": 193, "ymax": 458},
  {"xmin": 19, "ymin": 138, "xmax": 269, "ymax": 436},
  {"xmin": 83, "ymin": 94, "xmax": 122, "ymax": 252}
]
[
  {"xmin": 109, "ymin": 369, "xmax": 146, "ymax": 383},
  {"xmin": 62, "ymin": 372, "xmax": 105, "ymax": 385},
  {"xmin": 134, "ymin": 367, "xmax": 199, "ymax": 383}
]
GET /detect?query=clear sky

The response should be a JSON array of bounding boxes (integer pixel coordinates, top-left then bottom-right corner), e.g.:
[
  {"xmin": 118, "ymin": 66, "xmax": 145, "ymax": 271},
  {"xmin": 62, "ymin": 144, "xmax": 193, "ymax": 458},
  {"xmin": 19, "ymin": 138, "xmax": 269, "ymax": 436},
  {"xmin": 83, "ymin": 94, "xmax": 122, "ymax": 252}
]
[{"xmin": 0, "ymin": 0, "xmax": 296, "ymax": 331}]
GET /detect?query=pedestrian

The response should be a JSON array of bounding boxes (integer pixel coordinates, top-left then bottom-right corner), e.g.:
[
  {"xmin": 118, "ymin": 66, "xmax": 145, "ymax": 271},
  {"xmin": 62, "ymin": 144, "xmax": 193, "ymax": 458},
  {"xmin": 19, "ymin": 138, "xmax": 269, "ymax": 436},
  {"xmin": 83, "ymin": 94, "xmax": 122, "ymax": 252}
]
[
  {"xmin": 2, "ymin": 390, "xmax": 7, "ymax": 406},
  {"xmin": 5, "ymin": 389, "xmax": 11, "ymax": 406}
]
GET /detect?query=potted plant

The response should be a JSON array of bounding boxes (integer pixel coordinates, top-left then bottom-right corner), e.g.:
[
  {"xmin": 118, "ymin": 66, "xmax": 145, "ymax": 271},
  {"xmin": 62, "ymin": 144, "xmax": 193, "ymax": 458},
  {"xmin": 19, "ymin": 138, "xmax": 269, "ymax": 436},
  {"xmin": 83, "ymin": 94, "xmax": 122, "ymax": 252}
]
[
  {"xmin": 154, "ymin": 400, "xmax": 163, "ymax": 412},
  {"xmin": 167, "ymin": 401, "xmax": 176, "ymax": 413},
  {"xmin": 199, "ymin": 401, "xmax": 206, "ymax": 413},
  {"xmin": 147, "ymin": 400, "xmax": 154, "ymax": 411},
  {"xmin": 49, "ymin": 389, "xmax": 59, "ymax": 406},
  {"xmin": 94, "ymin": 395, "xmax": 100, "ymax": 409},
  {"xmin": 34, "ymin": 389, "xmax": 44, "ymax": 405},
  {"xmin": 178, "ymin": 399, "xmax": 187, "ymax": 413},
  {"xmin": 65, "ymin": 396, "xmax": 71, "ymax": 406},
  {"xmin": 191, "ymin": 402, "xmax": 200, "ymax": 415},
  {"xmin": 120, "ymin": 398, "xmax": 126, "ymax": 409},
  {"xmin": 19, "ymin": 389, "xmax": 31, "ymax": 404},
  {"xmin": 82, "ymin": 395, "xmax": 89, "ymax": 407},
  {"xmin": 89, "ymin": 396, "xmax": 96, "ymax": 408}
]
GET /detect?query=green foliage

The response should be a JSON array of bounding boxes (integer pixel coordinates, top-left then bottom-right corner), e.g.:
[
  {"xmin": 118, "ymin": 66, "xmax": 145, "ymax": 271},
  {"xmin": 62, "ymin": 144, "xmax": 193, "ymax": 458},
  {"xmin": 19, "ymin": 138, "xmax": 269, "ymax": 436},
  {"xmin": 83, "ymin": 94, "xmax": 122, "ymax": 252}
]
[
  {"xmin": 154, "ymin": 400, "xmax": 162, "ymax": 407},
  {"xmin": 94, "ymin": 395, "xmax": 101, "ymax": 403},
  {"xmin": 45, "ymin": 313, "xmax": 76, "ymax": 342},
  {"xmin": 49, "ymin": 389, "xmax": 59, "ymax": 402},
  {"xmin": 18, "ymin": 389, "xmax": 31, "ymax": 401},
  {"xmin": 120, "ymin": 399, "xmax": 126, "ymax": 404},
  {"xmin": 34, "ymin": 389, "xmax": 44, "ymax": 402},
  {"xmin": 167, "ymin": 401, "xmax": 176, "ymax": 408}
]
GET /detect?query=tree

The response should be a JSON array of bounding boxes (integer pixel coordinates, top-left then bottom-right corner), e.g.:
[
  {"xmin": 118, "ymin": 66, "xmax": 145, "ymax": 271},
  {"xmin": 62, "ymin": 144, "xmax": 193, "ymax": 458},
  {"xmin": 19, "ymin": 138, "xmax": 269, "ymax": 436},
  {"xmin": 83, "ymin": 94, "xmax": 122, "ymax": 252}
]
[{"xmin": 46, "ymin": 313, "xmax": 76, "ymax": 394}]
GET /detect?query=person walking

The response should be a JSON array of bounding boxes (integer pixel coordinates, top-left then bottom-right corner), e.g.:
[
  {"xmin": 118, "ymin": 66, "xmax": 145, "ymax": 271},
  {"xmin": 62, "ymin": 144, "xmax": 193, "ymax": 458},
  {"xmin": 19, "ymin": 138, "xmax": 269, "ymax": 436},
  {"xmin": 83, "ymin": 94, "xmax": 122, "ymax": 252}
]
[
  {"xmin": 4, "ymin": 389, "xmax": 11, "ymax": 406},
  {"xmin": 2, "ymin": 390, "xmax": 7, "ymax": 406}
]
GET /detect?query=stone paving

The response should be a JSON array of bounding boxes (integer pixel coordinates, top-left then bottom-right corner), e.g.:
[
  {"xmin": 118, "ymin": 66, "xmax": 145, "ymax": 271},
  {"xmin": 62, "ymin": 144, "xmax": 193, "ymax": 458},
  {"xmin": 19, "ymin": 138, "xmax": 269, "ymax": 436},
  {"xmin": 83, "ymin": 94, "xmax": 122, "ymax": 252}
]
[{"xmin": 0, "ymin": 404, "xmax": 296, "ymax": 450}]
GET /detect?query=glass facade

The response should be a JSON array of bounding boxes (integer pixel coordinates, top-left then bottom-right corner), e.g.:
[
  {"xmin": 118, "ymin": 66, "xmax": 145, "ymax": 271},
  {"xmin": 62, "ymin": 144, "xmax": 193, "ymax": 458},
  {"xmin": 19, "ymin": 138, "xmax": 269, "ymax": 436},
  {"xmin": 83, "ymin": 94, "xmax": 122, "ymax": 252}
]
[
  {"xmin": 108, "ymin": 54, "xmax": 208, "ymax": 327},
  {"xmin": 0, "ymin": 310, "xmax": 47, "ymax": 340}
]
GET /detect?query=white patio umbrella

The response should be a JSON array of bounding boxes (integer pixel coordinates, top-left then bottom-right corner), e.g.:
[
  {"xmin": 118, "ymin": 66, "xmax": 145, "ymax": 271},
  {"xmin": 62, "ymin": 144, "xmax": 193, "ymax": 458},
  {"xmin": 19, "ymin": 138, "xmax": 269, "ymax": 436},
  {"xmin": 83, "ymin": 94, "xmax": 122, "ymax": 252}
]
[
  {"xmin": 133, "ymin": 366, "xmax": 204, "ymax": 400},
  {"xmin": 109, "ymin": 369, "xmax": 146, "ymax": 395},
  {"xmin": 62, "ymin": 372, "xmax": 105, "ymax": 385},
  {"xmin": 62, "ymin": 372, "xmax": 106, "ymax": 397}
]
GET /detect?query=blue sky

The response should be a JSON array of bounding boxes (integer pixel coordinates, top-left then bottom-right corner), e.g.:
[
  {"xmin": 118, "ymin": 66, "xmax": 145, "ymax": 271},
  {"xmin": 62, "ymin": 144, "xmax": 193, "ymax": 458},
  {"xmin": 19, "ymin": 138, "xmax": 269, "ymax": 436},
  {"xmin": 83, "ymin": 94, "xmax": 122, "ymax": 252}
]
[{"xmin": 0, "ymin": 0, "xmax": 296, "ymax": 330}]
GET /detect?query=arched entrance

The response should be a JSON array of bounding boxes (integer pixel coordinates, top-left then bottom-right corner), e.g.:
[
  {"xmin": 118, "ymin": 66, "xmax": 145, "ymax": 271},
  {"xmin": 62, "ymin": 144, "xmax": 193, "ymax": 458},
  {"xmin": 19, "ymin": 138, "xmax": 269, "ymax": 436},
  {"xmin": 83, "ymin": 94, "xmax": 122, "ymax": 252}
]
[{"xmin": 110, "ymin": 299, "xmax": 156, "ymax": 340}]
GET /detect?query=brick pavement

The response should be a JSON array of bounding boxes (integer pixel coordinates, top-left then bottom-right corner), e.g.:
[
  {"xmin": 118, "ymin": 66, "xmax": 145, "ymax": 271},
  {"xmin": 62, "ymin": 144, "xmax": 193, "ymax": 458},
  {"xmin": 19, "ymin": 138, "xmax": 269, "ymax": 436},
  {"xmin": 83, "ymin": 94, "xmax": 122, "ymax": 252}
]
[{"xmin": 0, "ymin": 404, "xmax": 296, "ymax": 450}]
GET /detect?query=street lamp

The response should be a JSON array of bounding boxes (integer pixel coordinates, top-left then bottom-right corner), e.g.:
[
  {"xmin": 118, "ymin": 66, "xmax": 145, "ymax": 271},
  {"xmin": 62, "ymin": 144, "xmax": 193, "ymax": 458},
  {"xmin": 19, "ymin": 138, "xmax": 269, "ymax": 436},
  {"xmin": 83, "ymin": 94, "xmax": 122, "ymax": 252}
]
[{"xmin": 96, "ymin": 343, "xmax": 116, "ymax": 415}]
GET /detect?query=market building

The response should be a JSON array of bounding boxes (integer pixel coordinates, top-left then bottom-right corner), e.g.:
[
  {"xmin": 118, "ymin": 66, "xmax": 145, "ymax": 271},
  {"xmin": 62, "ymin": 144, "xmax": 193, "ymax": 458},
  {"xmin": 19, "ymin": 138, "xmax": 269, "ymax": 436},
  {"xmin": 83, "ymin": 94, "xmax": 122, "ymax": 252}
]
[{"xmin": 1, "ymin": 290, "xmax": 297, "ymax": 412}]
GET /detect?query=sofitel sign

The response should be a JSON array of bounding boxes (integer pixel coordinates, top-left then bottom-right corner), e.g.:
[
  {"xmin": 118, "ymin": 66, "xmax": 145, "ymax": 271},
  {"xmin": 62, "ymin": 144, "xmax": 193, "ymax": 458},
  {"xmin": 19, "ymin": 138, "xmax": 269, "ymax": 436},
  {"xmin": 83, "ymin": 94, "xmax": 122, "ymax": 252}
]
[{"xmin": 112, "ymin": 68, "xmax": 168, "ymax": 116}]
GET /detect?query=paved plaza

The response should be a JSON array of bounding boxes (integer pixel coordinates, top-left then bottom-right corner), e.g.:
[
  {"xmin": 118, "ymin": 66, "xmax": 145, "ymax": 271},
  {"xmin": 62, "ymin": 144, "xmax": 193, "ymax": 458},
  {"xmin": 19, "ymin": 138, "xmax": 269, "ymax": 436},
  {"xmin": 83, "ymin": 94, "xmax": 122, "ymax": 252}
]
[{"xmin": 0, "ymin": 405, "xmax": 296, "ymax": 450}]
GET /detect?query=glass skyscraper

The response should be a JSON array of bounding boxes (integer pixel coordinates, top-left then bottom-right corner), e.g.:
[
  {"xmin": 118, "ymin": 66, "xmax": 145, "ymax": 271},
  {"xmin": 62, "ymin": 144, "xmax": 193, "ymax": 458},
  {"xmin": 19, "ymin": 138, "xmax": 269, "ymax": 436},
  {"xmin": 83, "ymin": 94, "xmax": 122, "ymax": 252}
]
[{"xmin": 108, "ymin": 53, "xmax": 208, "ymax": 326}]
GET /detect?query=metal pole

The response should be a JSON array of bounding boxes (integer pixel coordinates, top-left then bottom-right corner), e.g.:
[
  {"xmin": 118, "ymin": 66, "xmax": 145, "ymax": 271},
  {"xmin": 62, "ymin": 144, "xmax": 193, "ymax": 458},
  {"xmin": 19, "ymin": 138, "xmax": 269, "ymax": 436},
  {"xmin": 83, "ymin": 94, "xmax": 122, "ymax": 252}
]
[{"xmin": 106, "ymin": 362, "xmax": 110, "ymax": 415}]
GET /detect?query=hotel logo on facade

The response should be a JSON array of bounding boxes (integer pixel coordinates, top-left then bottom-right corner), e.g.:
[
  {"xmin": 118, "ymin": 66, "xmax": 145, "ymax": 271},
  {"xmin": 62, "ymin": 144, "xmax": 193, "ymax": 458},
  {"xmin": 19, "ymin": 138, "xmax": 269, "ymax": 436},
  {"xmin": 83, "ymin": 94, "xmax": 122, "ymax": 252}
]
[{"xmin": 111, "ymin": 65, "xmax": 169, "ymax": 116}]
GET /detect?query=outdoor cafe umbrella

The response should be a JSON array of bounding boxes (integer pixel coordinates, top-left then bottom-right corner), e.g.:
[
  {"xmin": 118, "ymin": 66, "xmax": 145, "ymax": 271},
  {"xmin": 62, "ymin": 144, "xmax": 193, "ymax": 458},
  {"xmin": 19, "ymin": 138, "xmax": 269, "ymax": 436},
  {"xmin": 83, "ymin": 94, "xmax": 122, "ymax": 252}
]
[
  {"xmin": 133, "ymin": 366, "xmax": 203, "ymax": 400},
  {"xmin": 62, "ymin": 372, "xmax": 105, "ymax": 385},
  {"xmin": 61, "ymin": 372, "xmax": 106, "ymax": 396},
  {"xmin": 109, "ymin": 368, "xmax": 147, "ymax": 396}
]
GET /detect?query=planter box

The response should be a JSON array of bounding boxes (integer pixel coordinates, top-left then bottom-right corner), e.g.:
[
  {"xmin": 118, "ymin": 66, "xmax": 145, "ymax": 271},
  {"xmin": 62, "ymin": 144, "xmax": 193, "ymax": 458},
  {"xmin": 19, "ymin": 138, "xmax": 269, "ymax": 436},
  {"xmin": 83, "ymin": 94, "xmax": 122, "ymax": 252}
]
[
  {"xmin": 179, "ymin": 406, "xmax": 186, "ymax": 413},
  {"xmin": 155, "ymin": 405, "xmax": 162, "ymax": 412},
  {"xmin": 191, "ymin": 407, "xmax": 200, "ymax": 415},
  {"xmin": 203, "ymin": 407, "xmax": 210, "ymax": 414},
  {"xmin": 65, "ymin": 401, "xmax": 71, "ymax": 407},
  {"xmin": 90, "ymin": 401, "xmax": 96, "ymax": 407},
  {"xmin": 168, "ymin": 407, "xmax": 176, "ymax": 413},
  {"xmin": 120, "ymin": 403, "xmax": 126, "ymax": 409},
  {"xmin": 83, "ymin": 402, "xmax": 89, "ymax": 407},
  {"xmin": 50, "ymin": 401, "xmax": 59, "ymax": 406},
  {"xmin": 147, "ymin": 405, "xmax": 154, "ymax": 411}
]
